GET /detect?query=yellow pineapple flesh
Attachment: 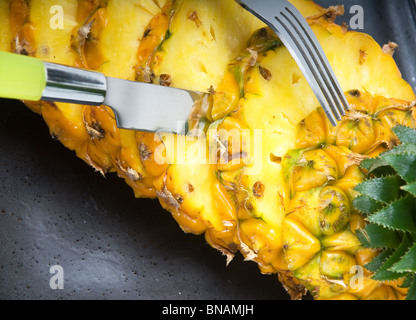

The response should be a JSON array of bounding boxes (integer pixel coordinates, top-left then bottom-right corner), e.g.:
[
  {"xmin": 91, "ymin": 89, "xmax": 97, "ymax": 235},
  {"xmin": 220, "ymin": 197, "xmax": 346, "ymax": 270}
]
[{"xmin": 1, "ymin": 0, "xmax": 415, "ymax": 299}]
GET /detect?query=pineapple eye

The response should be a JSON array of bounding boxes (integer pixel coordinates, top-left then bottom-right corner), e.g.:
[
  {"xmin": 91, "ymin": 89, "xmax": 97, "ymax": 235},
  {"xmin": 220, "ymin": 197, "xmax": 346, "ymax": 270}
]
[
  {"xmin": 290, "ymin": 149, "xmax": 338, "ymax": 193},
  {"xmin": 282, "ymin": 218, "xmax": 321, "ymax": 271},
  {"xmin": 319, "ymin": 186, "xmax": 351, "ymax": 236},
  {"xmin": 319, "ymin": 250, "xmax": 356, "ymax": 280},
  {"xmin": 335, "ymin": 114, "xmax": 376, "ymax": 154},
  {"xmin": 295, "ymin": 109, "xmax": 326, "ymax": 149}
]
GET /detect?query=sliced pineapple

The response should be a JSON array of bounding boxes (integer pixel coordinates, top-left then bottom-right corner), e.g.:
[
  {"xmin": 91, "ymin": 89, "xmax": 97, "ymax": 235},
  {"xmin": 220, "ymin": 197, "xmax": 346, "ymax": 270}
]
[{"xmin": 3, "ymin": 0, "xmax": 415, "ymax": 299}]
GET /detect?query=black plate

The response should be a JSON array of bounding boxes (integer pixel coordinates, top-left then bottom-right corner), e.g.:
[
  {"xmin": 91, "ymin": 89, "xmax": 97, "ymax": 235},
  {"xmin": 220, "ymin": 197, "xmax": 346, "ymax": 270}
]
[{"xmin": 1, "ymin": 0, "xmax": 415, "ymax": 300}]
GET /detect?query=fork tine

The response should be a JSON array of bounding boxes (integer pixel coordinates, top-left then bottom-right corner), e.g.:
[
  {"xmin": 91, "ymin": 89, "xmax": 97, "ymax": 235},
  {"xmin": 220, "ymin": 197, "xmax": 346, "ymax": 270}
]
[
  {"xmin": 235, "ymin": 0, "xmax": 350, "ymax": 126},
  {"xmin": 273, "ymin": 14, "xmax": 340, "ymax": 125},
  {"xmin": 275, "ymin": 14, "xmax": 341, "ymax": 121},
  {"xmin": 284, "ymin": 5, "xmax": 350, "ymax": 115}
]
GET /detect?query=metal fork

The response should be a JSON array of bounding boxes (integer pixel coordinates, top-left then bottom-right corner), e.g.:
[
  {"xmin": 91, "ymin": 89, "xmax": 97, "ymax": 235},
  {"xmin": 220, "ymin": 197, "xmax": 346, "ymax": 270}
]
[{"xmin": 236, "ymin": 0, "xmax": 349, "ymax": 126}]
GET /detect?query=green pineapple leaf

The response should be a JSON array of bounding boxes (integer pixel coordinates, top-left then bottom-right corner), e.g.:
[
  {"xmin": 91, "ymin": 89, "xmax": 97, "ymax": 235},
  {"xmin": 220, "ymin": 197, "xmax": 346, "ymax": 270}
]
[
  {"xmin": 366, "ymin": 195, "xmax": 416, "ymax": 233},
  {"xmin": 352, "ymin": 195, "xmax": 384, "ymax": 216},
  {"xmin": 372, "ymin": 235, "xmax": 412, "ymax": 281},
  {"xmin": 405, "ymin": 276, "xmax": 416, "ymax": 301},
  {"xmin": 400, "ymin": 274, "xmax": 414, "ymax": 288},
  {"xmin": 401, "ymin": 182, "xmax": 416, "ymax": 197},
  {"xmin": 354, "ymin": 175, "xmax": 403, "ymax": 204},
  {"xmin": 380, "ymin": 142, "xmax": 416, "ymax": 157},
  {"xmin": 389, "ymin": 242, "xmax": 416, "ymax": 273},
  {"xmin": 360, "ymin": 157, "xmax": 394, "ymax": 177},
  {"xmin": 364, "ymin": 248, "xmax": 393, "ymax": 273},
  {"xmin": 354, "ymin": 125, "xmax": 416, "ymax": 300},
  {"xmin": 382, "ymin": 151, "xmax": 416, "ymax": 183},
  {"xmin": 392, "ymin": 125, "xmax": 416, "ymax": 145},
  {"xmin": 356, "ymin": 223, "xmax": 401, "ymax": 249}
]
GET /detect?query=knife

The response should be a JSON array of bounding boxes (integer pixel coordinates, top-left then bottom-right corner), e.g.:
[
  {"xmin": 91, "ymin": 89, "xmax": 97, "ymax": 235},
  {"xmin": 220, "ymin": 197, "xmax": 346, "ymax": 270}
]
[{"xmin": 0, "ymin": 51, "xmax": 203, "ymax": 135}]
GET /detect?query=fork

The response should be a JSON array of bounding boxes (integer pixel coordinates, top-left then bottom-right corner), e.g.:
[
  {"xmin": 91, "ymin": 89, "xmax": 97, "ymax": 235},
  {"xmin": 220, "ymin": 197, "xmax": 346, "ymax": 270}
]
[{"xmin": 236, "ymin": 0, "xmax": 349, "ymax": 126}]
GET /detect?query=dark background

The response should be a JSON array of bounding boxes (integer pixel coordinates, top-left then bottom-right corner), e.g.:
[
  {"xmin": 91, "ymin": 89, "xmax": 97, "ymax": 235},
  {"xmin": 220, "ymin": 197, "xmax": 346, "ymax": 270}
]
[{"xmin": 1, "ymin": 0, "xmax": 415, "ymax": 300}]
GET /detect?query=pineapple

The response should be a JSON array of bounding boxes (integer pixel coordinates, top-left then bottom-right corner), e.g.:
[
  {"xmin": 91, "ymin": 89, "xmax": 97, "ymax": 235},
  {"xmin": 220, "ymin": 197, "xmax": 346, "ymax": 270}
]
[{"xmin": 1, "ymin": 0, "xmax": 416, "ymax": 299}]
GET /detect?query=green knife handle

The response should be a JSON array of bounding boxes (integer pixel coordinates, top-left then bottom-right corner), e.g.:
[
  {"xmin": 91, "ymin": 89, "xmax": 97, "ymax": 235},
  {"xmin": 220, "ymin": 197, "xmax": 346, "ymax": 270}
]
[
  {"xmin": 0, "ymin": 51, "xmax": 46, "ymax": 101},
  {"xmin": 0, "ymin": 51, "xmax": 107, "ymax": 105}
]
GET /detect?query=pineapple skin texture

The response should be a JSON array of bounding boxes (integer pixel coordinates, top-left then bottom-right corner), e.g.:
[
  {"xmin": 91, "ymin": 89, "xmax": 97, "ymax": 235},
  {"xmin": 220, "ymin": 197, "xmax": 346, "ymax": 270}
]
[{"xmin": 2, "ymin": 0, "xmax": 415, "ymax": 299}]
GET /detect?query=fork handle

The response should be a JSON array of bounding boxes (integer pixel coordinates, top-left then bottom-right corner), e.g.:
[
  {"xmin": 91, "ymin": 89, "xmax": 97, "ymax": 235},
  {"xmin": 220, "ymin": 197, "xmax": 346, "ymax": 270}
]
[{"xmin": 0, "ymin": 51, "xmax": 106, "ymax": 105}]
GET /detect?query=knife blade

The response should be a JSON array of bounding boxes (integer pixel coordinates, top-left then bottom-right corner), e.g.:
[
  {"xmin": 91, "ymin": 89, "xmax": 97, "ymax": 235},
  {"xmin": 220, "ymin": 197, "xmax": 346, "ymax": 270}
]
[{"xmin": 104, "ymin": 77, "xmax": 201, "ymax": 134}]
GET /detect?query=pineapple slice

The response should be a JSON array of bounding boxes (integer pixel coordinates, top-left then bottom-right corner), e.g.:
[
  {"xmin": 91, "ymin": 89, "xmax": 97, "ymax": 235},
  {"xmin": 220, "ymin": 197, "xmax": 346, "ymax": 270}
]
[
  {"xmin": 3, "ymin": 0, "xmax": 416, "ymax": 299},
  {"xmin": 155, "ymin": 0, "xmax": 264, "ymax": 92}
]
